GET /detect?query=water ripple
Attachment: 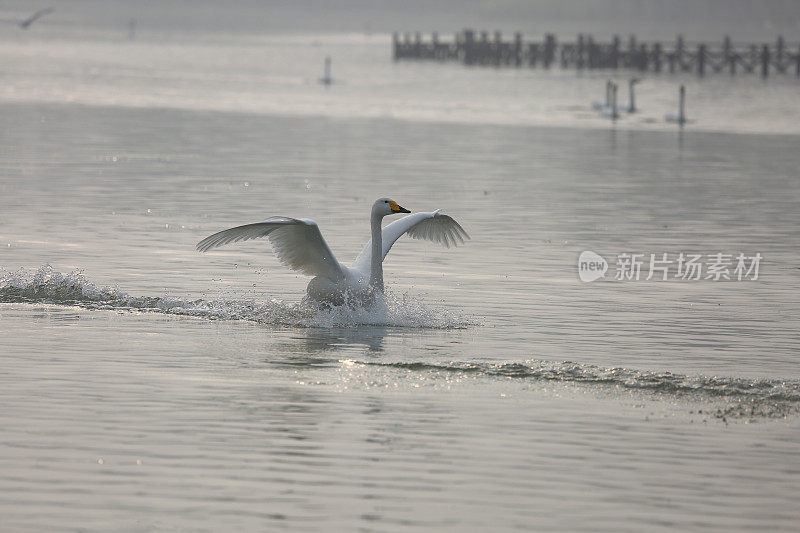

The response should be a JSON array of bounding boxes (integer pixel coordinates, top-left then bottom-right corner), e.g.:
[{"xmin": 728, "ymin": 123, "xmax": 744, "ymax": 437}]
[
  {"xmin": 0, "ymin": 264, "xmax": 469, "ymax": 329},
  {"xmin": 352, "ymin": 359, "xmax": 800, "ymax": 420}
]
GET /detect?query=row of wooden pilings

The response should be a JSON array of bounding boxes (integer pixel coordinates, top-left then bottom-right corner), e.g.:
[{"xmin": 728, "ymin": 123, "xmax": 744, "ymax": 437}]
[{"xmin": 393, "ymin": 30, "xmax": 800, "ymax": 78}]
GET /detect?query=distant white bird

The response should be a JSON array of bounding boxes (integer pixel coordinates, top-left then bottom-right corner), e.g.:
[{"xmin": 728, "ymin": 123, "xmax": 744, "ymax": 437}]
[
  {"xmin": 665, "ymin": 85, "xmax": 687, "ymax": 126},
  {"xmin": 319, "ymin": 56, "xmax": 332, "ymax": 86},
  {"xmin": 599, "ymin": 82, "xmax": 620, "ymax": 121},
  {"xmin": 19, "ymin": 7, "xmax": 53, "ymax": 29},
  {"xmin": 197, "ymin": 198, "xmax": 469, "ymax": 304},
  {"xmin": 591, "ymin": 80, "xmax": 612, "ymax": 111},
  {"xmin": 615, "ymin": 77, "xmax": 641, "ymax": 113}
]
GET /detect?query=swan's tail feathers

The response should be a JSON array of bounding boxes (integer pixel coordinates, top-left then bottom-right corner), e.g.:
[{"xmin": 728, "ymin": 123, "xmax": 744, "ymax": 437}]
[{"xmin": 405, "ymin": 213, "xmax": 470, "ymax": 249}]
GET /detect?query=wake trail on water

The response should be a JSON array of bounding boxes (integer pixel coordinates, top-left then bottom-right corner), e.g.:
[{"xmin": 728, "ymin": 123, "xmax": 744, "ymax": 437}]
[
  {"xmin": 346, "ymin": 360, "xmax": 800, "ymax": 420},
  {"xmin": 0, "ymin": 264, "xmax": 469, "ymax": 329},
  {"xmin": 4, "ymin": 266, "xmax": 797, "ymax": 420}
]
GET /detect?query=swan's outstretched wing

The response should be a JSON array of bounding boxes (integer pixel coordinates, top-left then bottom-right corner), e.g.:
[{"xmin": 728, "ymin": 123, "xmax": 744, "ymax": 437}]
[
  {"xmin": 197, "ymin": 216, "xmax": 345, "ymax": 281},
  {"xmin": 353, "ymin": 210, "xmax": 469, "ymax": 269}
]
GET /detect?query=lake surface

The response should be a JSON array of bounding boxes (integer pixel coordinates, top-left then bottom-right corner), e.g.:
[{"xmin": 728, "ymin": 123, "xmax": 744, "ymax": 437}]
[{"xmin": 1, "ymin": 25, "xmax": 800, "ymax": 532}]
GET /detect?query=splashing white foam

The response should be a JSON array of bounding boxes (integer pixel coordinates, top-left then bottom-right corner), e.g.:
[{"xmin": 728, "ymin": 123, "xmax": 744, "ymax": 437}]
[
  {"xmin": 0, "ymin": 264, "xmax": 469, "ymax": 329},
  {"xmin": 305, "ymin": 290, "xmax": 462, "ymax": 328}
]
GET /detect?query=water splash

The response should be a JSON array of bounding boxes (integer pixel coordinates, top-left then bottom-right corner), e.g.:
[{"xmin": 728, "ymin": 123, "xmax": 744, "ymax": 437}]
[
  {"xmin": 0, "ymin": 264, "xmax": 468, "ymax": 329},
  {"xmin": 351, "ymin": 359, "xmax": 800, "ymax": 420}
]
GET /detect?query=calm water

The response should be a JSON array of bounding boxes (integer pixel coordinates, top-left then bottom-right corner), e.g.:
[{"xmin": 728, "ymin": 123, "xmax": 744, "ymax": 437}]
[{"xmin": 1, "ymin": 27, "xmax": 800, "ymax": 532}]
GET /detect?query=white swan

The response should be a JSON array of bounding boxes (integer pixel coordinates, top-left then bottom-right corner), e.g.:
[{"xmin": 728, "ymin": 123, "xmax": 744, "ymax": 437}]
[
  {"xmin": 599, "ymin": 82, "xmax": 619, "ymax": 120},
  {"xmin": 665, "ymin": 85, "xmax": 687, "ymax": 126},
  {"xmin": 318, "ymin": 56, "xmax": 332, "ymax": 86},
  {"xmin": 591, "ymin": 80, "xmax": 612, "ymax": 111},
  {"xmin": 196, "ymin": 198, "xmax": 469, "ymax": 304},
  {"xmin": 616, "ymin": 77, "xmax": 641, "ymax": 113}
]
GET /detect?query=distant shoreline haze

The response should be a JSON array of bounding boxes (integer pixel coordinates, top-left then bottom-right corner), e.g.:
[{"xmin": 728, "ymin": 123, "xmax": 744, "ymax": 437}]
[{"xmin": 0, "ymin": 0, "xmax": 798, "ymax": 41}]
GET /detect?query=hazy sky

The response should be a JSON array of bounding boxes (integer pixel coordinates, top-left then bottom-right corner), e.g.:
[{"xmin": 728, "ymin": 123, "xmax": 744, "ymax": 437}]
[{"xmin": 3, "ymin": 0, "xmax": 799, "ymax": 41}]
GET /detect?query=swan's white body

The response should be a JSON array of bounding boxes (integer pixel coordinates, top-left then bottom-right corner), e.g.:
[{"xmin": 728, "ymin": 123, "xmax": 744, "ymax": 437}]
[
  {"xmin": 599, "ymin": 82, "xmax": 619, "ymax": 120},
  {"xmin": 197, "ymin": 198, "xmax": 468, "ymax": 305},
  {"xmin": 665, "ymin": 85, "xmax": 687, "ymax": 125},
  {"xmin": 615, "ymin": 78, "xmax": 640, "ymax": 113}
]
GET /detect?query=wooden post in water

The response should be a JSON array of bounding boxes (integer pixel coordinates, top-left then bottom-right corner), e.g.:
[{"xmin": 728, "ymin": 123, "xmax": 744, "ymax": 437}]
[
  {"xmin": 723, "ymin": 36, "xmax": 733, "ymax": 75},
  {"xmin": 560, "ymin": 44, "xmax": 569, "ymax": 68},
  {"xmin": 462, "ymin": 29, "xmax": 475, "ymax": 65},
  {"xmin": 626, "ymin": 35, "xmax": 636, "ymax": 69},
  {"xmin": 390, "ymin": 30, "xmax": 800, "ymax": 79},
  {"xmin": 697, "ymin": 44, "xmax": 706, "ymax": 77},
  {"xmin": 611, "ymin": 35, "xmax": 620, "ymax": 69},
  {"xmin": 544, "ymin": 34, "xmax": 556, "ymax": 68},
  {"xmin": 528, "ymin": 43, "xmax": 538, "ymax": 67},
  {"xmin": 796, "ymin": 44, "xmax": 800, "ymax": 77},
  {"xmin": 479, "ymin": 31, "xmax": 488, "ymax": 64},
  {"xmin": 653, "ymin": 42, "xmax": 662, "ymax": 72},
  {"xmin": 748, "ymin": 45, "xmax": 756, "ymax": 73},
  {"xmin": 591, "ymin": 35, "xmax": 600, "ymax": 69},
  {"xmin": 637, "ymin": 43, "xmax": 647, "ymax": 70}
]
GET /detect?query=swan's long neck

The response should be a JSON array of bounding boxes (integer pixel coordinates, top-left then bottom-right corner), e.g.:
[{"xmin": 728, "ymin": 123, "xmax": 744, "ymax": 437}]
[
  {"xmin": 629, "ymin": 81, "xmax": 636, "ymax": 112},
  {"xmin": 369, "ymin": 210, "xmax": 384, "ymax": 292},
  {"xmin": 611, "ymin": 84, "xmax": 618, "ymax": 119}
]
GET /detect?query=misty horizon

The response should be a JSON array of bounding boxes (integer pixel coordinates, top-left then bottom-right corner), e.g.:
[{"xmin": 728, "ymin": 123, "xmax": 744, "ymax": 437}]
[{"xmin": 1, "ymin": 0, "xmax": 799, "ymax": 42}]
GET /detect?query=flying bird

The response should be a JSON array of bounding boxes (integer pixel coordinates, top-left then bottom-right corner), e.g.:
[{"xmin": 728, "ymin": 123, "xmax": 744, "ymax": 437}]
[
  {"xmin": 19, "ymin": 7, "xmax": 53, "ymax": 29},
  {"xmin": 197, "ymin": 198, "xmax": 469, "ymax": 305}
]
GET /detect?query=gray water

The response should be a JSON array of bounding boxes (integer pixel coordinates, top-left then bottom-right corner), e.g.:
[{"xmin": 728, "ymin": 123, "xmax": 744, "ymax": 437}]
[{"xmin": 1, "ymin": 22, "xmax": 800, "ymax": 533}]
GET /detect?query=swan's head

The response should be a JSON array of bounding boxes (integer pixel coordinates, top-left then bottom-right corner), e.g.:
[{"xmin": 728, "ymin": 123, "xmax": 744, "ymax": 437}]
[
  {"xmin": 630, "ymin": 77, "xmax": 641, "ymax": 85},
  {"xmin": 373, "ymin": 197, "xmax": 410, "ymax": 217}
]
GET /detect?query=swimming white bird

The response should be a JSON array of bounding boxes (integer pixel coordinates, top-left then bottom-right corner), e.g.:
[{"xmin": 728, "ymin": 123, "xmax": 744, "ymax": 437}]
[
  {"xmin": 599, "ymin": 82, "xmax": 619, "ymax": 120},
  {"xmin": 615, "ymin": 77, "xmax": 641, "ymax": 113},
  {"xmin": 591, "ymin": 80, "xmax": 612, "ymax": 111},
  {"xmin": 196, "ymin": 198, "xmax": 469, "ymax": 304},
  {"xmin": 665, "ymin": 85, "xmax": 687, "ymax": 126},
  {"xmin": 319, "ymin": 56, "xmax": 332, "ymax": 86}
]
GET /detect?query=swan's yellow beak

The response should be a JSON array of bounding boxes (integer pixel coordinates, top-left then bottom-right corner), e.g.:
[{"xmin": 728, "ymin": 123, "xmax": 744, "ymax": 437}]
[{"xmin": 389, "ymin": 201, "xmax": 411, "ymax": 214}]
